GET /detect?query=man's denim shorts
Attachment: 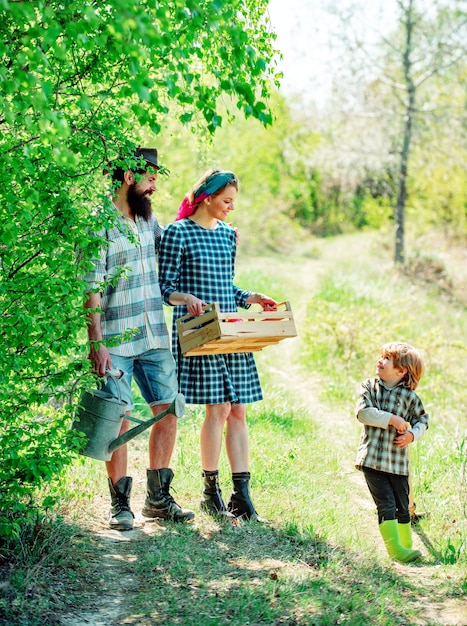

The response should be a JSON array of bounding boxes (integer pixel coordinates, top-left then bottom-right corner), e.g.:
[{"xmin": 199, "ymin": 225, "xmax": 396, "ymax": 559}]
[{"xmin": 100, "ymin": 349, "xmax": 178, "ymax": 411}]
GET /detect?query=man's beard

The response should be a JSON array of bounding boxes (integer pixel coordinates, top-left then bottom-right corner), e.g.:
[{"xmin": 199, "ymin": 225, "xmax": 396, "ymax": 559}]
[{"xmin": 127, "ymin": 183, "xmax": 153, "ymax": 221}]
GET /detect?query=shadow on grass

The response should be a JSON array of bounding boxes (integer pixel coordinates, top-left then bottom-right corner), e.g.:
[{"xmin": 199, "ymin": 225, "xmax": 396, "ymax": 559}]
[
  {"xmin": 1, "ymin": 512, "xmax": 458, "ymax": 626},
  {"xmin": 109, "ymin": 518, "xmax": 433, "ymax": 626},
  {"xmin": 0, "ymin": 514, "xmax": 98, "ymax": 626}
]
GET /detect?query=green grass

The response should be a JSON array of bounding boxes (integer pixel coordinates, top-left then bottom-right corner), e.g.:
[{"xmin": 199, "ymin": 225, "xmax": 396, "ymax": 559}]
[
  {"xmin": 126, "ymin": 524, "xmax": 416, "ymax": 626},
  {"xmin": 1, "ymin": 229, "xmax": 466, "ymax": 625},
  {"xmin": 290, "ymin": 235, "xmax": 467, "ymax": 574},
  {"xmin": 0, "ymin": 515, "xmax": 95, "ymax": 625}
]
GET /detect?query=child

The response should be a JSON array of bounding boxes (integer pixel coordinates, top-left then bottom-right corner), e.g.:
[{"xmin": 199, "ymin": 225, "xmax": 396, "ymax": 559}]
[{"xmin": 355, "ymin": 342, "xmax": 429, "ymax": 562}]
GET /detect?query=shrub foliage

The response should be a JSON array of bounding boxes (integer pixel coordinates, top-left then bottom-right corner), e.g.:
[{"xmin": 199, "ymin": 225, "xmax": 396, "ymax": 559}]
[{"xmin": 0, "ymin": 0, "xmax": 278, "ymax": 535}]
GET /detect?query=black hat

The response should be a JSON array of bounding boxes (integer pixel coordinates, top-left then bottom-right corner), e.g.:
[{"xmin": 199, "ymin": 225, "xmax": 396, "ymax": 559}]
[{"xmin": 135, "ymin": 147, "xmax": 160, "ymax": 170}]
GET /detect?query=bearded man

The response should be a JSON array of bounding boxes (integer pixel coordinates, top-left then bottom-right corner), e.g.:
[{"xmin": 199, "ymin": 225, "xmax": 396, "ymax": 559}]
[{"xmin": 84, "ymin": 148, "xmax": 194, "ymax": 530}]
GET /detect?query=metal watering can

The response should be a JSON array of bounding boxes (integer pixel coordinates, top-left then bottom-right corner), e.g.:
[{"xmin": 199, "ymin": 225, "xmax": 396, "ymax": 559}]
[{"xmin": 71, "ymin": 370, "xmax": 185, "ymax": 461}]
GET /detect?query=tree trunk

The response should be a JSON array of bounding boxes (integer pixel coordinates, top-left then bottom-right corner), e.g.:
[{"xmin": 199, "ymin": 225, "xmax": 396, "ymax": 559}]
[{"xmin": 395, "ymin": 0, "xmax": 416, "ymax": 265}]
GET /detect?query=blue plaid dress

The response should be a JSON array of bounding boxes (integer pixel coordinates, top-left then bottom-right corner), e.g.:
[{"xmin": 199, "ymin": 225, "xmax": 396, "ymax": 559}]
[{"xmin": 159, "ymin": 219, "xmax": 263, "ymax": 405}]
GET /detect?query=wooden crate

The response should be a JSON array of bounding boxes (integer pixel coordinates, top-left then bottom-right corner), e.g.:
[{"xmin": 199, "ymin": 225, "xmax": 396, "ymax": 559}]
[{"xmin": 176, "ymin": 301, "xmax": 297, "ymax": 356}]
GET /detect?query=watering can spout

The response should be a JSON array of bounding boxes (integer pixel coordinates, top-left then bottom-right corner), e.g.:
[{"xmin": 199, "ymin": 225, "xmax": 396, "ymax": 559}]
[{"xmin": 108, "ymin": 393, "xmax": 185, "ymax": 454}]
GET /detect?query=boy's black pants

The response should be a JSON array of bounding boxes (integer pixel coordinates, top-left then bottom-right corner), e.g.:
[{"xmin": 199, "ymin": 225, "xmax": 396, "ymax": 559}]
[{"xmin": 363, "ymin": 467, "xmax": 410, "ymax": 524}]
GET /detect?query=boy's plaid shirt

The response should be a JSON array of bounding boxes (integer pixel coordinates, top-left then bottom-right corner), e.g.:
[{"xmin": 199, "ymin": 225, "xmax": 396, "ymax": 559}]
[
  {"xmin": 84, "ymin": 212, "xmax": 170, "ymax": 356},
  {"xmin": 355, "ymin": 377, "xmax": 429, "ymax": 475}
]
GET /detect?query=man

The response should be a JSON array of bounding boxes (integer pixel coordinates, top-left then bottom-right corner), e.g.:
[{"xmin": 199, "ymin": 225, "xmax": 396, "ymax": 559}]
[{"xmin": 84, "ymin": 147, "xmax": 194, "ymax": 530}]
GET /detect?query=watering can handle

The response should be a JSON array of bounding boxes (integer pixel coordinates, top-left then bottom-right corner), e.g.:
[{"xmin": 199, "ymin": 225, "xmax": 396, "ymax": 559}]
[
  {"xmin": 105, "ymin": 369, "xmax": 124, "ymax": 403},
  {"xmin": 107, "ymin": 369, "xmax": 124, "ymax": 379},
  {"xmin": 69, "ymin": 368, "xmax": 124, "ymax": 406},
  {"xmin": 107, "ymin": 393, "xmax": 185, "ymax": 454}
]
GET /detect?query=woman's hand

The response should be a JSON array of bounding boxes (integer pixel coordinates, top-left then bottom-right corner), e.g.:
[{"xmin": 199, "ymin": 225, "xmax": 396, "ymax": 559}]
[
  {"xmin": 246, "ymin": 292, "xmax": 278, "ymax": 311},
  {"xmin": 183, "ymin": 294, "xmax": 207, "ymax": 317},
  {"xmin": 168, "ymin": 291, "xmax": 207, "ymax": 316}
]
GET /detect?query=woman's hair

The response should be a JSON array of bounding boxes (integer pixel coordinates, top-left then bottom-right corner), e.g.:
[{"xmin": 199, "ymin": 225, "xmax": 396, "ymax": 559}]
[
  {"xmin": 380, "ymin": 342, "xmax": 425, "ymax": 390},
  {"xmin": 176, "ymin": 169, "xmax": 238, "ymax": 220},
  {"xmin": 189, "ymin": 169, "xmax": 238, "ymax": 205}
]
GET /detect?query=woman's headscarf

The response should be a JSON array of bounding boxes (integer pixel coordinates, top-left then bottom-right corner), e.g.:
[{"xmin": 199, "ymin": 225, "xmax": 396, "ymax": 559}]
[{"xmin": 175, "ymin": 171, "xmax": 237, "ymax": 221}]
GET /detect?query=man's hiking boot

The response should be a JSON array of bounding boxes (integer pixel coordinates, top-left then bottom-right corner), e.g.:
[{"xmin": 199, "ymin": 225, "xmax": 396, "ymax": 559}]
[
  {"xmin": 142, "ymin": 468, "xmax": 194, "ymax": 523},
  {"xmin": 108, "ymin": 476, "xmax": 135, "ymax": 531}
]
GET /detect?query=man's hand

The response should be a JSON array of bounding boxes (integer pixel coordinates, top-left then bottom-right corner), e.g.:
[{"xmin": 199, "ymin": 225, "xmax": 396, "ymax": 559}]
[
  {"xmin": 89, "ymin": 343, "xmax": 112, "ymax": 377},
  {"xmin": 228, "ymin": 223, "xmax": 240, "ymax": 245}
]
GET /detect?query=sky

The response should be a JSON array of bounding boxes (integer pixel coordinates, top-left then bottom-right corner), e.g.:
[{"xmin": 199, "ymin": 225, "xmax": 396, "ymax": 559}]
[
  {"xmin": 266, "ymin": 0, "xmax": 399, "ymax": 107},
  {"xmin": 266, "ymin": 0, "xmax": 336, "ymax": 105}
]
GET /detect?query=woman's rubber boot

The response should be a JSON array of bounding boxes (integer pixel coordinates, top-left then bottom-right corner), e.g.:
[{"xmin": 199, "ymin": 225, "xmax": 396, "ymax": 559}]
[
  {"xmin": 108, "ymin": 476, "xmax": 135, "ymax": 531},
  {"xmin": 398, "ymin": 522, "xmax": 415, "ymax": 549},
  {"xmin": 142, "ymin": 468, "xmax": 194, "ymax": 523},
  {"xmin": 200, "ymin": 470, "xmax": 235, "ymax": 520},
  {"xmin": 227, "ymin": 472, "xmax": 268, "ymax": 523},
  {"xmin": 379, "ymin": 519, "xmax": 421, "ymax": 563}
]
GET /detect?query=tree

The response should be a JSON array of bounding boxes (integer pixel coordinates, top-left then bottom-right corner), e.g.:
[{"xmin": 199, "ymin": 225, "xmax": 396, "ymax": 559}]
[
  {"xmin": 0, "ymin": 0, "xmax": 279, "ymax": 534},
  {"xmin": 389, "ymin": 0, "xmax": 467, "ymax": 262},
  {"xmin": 325, "ymin": 0, "xmax": 467, "ymax": 262}
]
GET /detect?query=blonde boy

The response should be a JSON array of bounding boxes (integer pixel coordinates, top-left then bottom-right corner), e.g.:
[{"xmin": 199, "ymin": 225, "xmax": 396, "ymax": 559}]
[{"xmin": 355, "ymin": 342, "xmax": 429, "ymax": 562}]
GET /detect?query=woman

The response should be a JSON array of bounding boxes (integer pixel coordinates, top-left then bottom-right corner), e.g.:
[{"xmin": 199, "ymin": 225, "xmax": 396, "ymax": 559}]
[{"xmin": 158, "ymin": 169, "xmax": 277, "ymax": 521}]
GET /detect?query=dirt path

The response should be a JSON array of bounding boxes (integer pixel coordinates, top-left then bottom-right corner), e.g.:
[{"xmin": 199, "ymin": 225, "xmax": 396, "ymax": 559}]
[{"xmin": 59, "ymin": 494, "xmax": 170, "ymax": 625}]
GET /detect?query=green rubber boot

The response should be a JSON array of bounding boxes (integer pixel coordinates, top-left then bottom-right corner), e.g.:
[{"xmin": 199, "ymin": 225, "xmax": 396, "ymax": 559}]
[
  {"xmin": 379, "ymin": 519, "xmax": 421, "ymax": 563},
  {"xmin": 398, "ymin": 522, "xmax": 415, "ymax": 549}
]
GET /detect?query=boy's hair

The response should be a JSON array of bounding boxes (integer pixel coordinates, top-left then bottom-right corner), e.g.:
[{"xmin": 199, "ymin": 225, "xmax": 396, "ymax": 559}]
[{"xmin": 380, "ymin": 342, "xmax": 425, "ymax": 390}]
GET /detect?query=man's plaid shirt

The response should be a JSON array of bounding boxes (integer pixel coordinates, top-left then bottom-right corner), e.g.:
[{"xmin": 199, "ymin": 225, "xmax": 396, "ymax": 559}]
[
  {"xmin": 84, "ymin": 212, "xmax": 170, "ymax": 357},
  {"xmin": 355, "ymin": 377, "xmax": 429, "ymax": 476}
]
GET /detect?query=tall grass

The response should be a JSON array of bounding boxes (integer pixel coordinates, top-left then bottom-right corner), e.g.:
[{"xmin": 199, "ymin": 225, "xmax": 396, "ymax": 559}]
[
  {"xmin": 299, "ymin": 265, "xmax": 466, "ymax": 414},
  {"xmin": 291, "ymin": 243, "xmax": 467, "ymax": 571}
]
